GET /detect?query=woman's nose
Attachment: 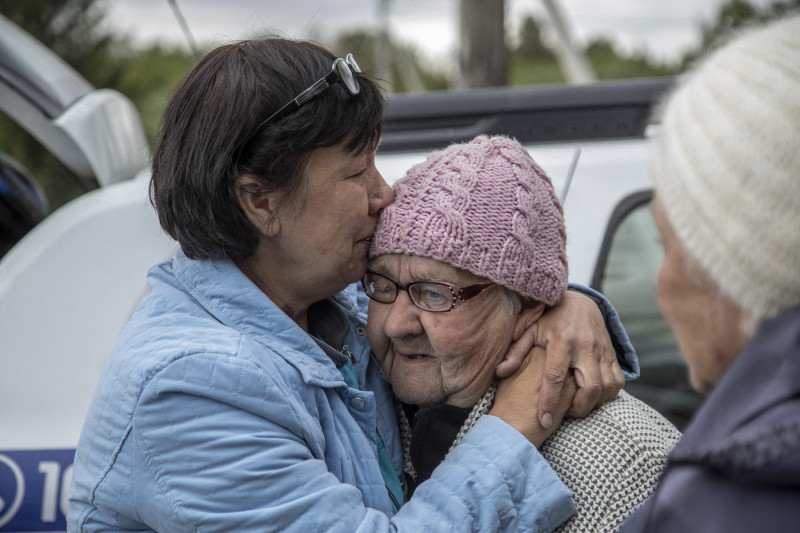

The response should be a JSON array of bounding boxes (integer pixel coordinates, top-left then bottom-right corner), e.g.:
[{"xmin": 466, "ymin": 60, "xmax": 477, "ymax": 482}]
[
  {"xmin": 369, "ymin": 170, "xmax": 394, "ymax": 216},
  {"xmin": 382, "ymin": 290, "xmax": 423, "ymax": 339}
]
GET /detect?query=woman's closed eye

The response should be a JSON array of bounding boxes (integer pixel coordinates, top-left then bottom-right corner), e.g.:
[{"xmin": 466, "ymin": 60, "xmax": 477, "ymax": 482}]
[{"xmin": 348, "ymin": 167, "xmax": 367, "ymax": 179}]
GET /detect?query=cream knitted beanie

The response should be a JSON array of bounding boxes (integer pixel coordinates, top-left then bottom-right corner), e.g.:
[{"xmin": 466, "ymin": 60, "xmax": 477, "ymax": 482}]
[
  {"xmin": 654, "ymin": 14, "xmax": 800, "ymax": 320},
  {"xmin": 370, "ymin": 135, "xmax": 568, "ymax": 305}
]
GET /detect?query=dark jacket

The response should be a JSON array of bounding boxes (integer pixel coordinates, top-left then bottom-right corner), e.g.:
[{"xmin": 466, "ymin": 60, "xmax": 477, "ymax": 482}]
[{"xmin": 619, "ymin": 310, "xmax": 800, "ymax": 532}]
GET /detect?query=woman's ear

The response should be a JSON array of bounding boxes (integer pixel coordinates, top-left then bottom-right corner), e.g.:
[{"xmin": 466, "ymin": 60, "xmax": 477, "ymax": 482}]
[
  {"xmin": 496, "ymin": 302, "xmax": 549, "ymax": 379},
  {"xmin": 513, "ymin": 302, "xmax": 547, "ymax": 341},
  {"xmin": 236, "ymin": 176, "xmax": 281, "ymax": 237}
]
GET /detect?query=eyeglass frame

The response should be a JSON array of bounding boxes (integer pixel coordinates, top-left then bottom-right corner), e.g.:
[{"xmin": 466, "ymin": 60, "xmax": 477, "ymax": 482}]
[
  {"xmin": 361, "ymin": 270, "xmax": 495, "ymax": 313},
  {"xmin": 234, "ymin": 53, "xmax": 362, "ymax": 164}
]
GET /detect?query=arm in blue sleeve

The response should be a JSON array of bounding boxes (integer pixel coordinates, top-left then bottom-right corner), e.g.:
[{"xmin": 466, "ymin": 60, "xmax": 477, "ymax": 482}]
[
  {"xmin": 407, "ymin": 415, "xmax": 576, "ymax": 532},
  {"xmin": 567, "ymin": 283, "xmax": 639, "ymax": 380}
]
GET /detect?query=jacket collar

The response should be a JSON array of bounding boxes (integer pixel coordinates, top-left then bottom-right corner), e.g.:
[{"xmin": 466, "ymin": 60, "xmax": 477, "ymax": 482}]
[
  {"xmin": 172, "ymin": 250, "xmax": 353, "ymax": 387},
  {"xmin": 670, "ymin": 310, "xmax": 800, "ymax": 482}
]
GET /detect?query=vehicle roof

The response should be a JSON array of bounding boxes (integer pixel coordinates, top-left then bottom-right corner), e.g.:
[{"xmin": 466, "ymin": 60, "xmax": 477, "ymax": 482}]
[{"xmin": 380, "ymin": 77, "xmax": 672, "ymax": 153}]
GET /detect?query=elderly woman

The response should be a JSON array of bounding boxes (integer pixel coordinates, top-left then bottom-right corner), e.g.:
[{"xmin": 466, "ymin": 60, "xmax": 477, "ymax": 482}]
[
  {"xmin": 365, "ymin": 135, "xmax": 682, "ymax": 532},
  {"xmin": 68, "ymin": 38, "xmax": 635, "ymax": 532},
  {"xmin": 618, "ymin": 15, "xmax": 800, "ymax": 532}
]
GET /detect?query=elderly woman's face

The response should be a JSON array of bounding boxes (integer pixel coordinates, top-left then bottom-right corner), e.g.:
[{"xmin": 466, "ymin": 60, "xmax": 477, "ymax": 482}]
[
  {"xmin": 652, "ymin": 198, "xmax": 750, "ymax": 394},
  {"xmin": 366, "ymin": 254, "xmax": 516, "ymax": 407}
]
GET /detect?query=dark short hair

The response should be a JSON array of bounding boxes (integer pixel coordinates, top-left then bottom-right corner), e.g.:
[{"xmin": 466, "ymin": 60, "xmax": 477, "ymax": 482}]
[{"xmin": 150, "ymin": 39, "xmax": 385, "ymax": 259}]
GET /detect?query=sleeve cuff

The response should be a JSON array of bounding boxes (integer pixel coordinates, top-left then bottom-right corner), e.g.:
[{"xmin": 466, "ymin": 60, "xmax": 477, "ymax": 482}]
[
  {"xmin": 567, "ymin": 283, "xmax": 640, "ymax": 380},
  {"xmin": 443, "ymin": 415, "xmax": 577, "ymax": 531}
]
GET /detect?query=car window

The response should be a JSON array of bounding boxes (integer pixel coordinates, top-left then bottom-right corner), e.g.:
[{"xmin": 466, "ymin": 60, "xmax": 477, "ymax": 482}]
[{"xmin": 593, "ymin": 191, "xmax": 703, "ymax": 430}]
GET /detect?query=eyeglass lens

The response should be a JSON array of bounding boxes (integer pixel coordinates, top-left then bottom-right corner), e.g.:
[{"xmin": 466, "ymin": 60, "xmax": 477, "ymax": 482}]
[
  {"xmin": 337, "ymin": 54, "xmax": 361, "ymax": 95},
  {"xmin": 362, "ymin": 272, "xmax": 456, "ymax": 312}
]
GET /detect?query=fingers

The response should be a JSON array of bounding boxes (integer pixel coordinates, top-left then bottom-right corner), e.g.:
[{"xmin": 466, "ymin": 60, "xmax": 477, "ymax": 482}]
[
  {"xmin": 560, "ymin": 372, "xmax": 579, "ymax": 413},
  {"xmin": 569, "ymin": 347, "xmax": 623, "ymax": 416},
  {"xmin": 519, "ymin": 289, "xmax": 627, "ymax": 424},
  {"xmin": 537, "ymin": 344, "xmax": 571, "ymax": 428},
  {"xmin": 492, "ymin": 349, "xmax": 566, "ymax": 447},
  {"xmin": 601, "ymin": 358, "xmax": 625, "ymax": 405},
  {"xmin": 542, "ymin": 366, "xmax": 578, "ymax": 437},
  {"xmin": 592, "ymin": 341, "xmax": 624, "ymax": 407},
  {"xmin": 568, "ymin": 363, "xmax": 602, "ymax": 417},
  {"xmin": 496, "ymin": 320, "xmax": 537, "ymax": 378}
]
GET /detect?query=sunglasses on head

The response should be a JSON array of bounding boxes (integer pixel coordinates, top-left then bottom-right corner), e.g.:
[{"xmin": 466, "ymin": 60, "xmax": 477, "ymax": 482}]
[{"xmin": 234, "ymin": 53, "xmax": 362, "ymax": 163}]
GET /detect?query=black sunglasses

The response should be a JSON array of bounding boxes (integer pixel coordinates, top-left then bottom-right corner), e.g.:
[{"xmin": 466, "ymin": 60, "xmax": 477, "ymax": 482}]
[{"xmin": 234, "ymin": 53, "xmax": 362, "ymax": 163}]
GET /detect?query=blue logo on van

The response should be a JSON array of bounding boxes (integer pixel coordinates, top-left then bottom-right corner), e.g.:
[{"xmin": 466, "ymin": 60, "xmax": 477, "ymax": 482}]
[{"xmin": 0, "ymin": 449, "xmax": 74, "ymax": 532}]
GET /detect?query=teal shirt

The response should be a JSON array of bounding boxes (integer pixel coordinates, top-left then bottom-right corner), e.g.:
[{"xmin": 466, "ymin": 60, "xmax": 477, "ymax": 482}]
[{"xmin": 339, "ymin": 359, "xmax": 405, "ymax": 512}]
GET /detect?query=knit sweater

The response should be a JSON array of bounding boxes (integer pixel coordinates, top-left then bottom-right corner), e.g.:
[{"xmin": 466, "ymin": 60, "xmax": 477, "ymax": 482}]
[
  {"xmin": 542, "ymin": 390, "xmax": 681, "ymax": 532},
  {"xmin": 404, "ymin": 390, "xmax": 681, "ymax": 532}
]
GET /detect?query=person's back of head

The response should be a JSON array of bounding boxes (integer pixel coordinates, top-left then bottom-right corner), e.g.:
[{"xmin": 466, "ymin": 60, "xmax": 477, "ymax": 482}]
[{"xmin": 653, "ymin": 14, "xmax": 800, "ymax": 320}]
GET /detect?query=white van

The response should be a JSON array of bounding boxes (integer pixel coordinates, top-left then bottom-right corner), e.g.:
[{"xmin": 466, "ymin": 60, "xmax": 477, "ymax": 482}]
[{"xmin": 0, "ymin": 14, "xmax": 700, "ymax": 532}]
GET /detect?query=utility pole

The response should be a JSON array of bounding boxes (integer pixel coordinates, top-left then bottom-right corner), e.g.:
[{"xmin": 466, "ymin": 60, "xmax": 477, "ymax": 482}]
[
  {"xmin": 541, "ymin": 0, "xmax": 596, "ymax": 83},
  {"xmin": 376, "ymin": 0, "xmax": 394, "ymax": 89},
  {"xmin": 458, "ymin": 0, "xmax": 507, "ymax": 88},
  {"xmin": 375, "ymin": 0, "xmax": 424, "ymax": 92}
]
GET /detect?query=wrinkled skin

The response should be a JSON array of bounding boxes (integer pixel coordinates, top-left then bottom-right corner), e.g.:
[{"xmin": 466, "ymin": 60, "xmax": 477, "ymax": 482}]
[
  {"xmin": 367, "ymin": 254, "xmax": 516, "ymax": 408},
  {"xmin": 652, "ymin": 197, "xmax": 755, "ymax": 394}
]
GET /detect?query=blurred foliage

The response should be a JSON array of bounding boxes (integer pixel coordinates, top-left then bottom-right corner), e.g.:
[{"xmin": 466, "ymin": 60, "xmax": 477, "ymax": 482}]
[
  {"xmin": 508, "ymin": 15, "xmax": 680, "ymax": 86},
  {"xmin": 331, "ymin": 30, "xmax": 450, "ymax": 93},
  {"xmin": 510, "ymin": 0, "xmax": 799, "ymax": 85},
  {"xmin": 585, "ymin": 39, "xmax": 678, "ymax": 80},
  {"xmin": 509, "ymin": 16, "xmax": 563, "ymax": 85},
  {"xmin": 112, "ymin": 45, "xmax": 199, "ymax": 143},
  {"xmin": 0, "ymin": 0, "xmax": 114, "ymax": 210},
  {"xmin": 0, "ymin": 0, "xmax": 198, "ymax": 212},
  {"xmin": 3, "ymin": 0, "xmax": 120, "ymax": 87}
]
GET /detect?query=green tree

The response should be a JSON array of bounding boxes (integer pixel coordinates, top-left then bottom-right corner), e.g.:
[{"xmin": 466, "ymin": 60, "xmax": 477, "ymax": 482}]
[
  {"xmin": 111, "ymin": 45, "xmax": 198, "ymax": 144},
  {"xmin": 509, "ymin": 15, "xmax": 676, "ymax": 86},
  {"xmin": 515, "ymin": 16, "xmax": 557, "ymax": 63},
  {"xmin": 509, "ymin": 16, "xmax": 563, "ymax": 85},
  {"xmin": 586, "ymin": 39, "xmax": 678, "ymax": 80},
  {"xmin": 2, "ymin": 0, "xmax": 122, "ymax": 87}
]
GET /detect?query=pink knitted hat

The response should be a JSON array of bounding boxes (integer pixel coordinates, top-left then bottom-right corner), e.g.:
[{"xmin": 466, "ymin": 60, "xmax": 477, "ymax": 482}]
[{"xmin": 370, "ymin": 135, "xmax": 568, "ymax": 305}]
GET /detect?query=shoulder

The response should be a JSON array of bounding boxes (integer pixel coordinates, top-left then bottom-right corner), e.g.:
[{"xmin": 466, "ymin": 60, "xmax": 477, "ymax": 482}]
[
  {"xmin": 106, "ymin": 287, "xmax": 314, "ymax": 424},
  {"xmin": 619, "ymin": 455, "xmax": 800, "ymax": 533},
  {"xmin": 547, "ymin": 391, "xmax": 681, "ymax": 456},
  {"xmin": 543, "ymin": 391, "xmax": 681, "ymax": 533},
  {"xmin": 542, "ymin": 391, "xmax": 680, "ymax": 475}
]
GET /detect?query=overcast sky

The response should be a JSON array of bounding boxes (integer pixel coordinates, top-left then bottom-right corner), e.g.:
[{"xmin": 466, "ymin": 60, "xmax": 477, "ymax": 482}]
[{"xmin": 98, "ymin": 0, "xmax": 776, "ymax": 66}]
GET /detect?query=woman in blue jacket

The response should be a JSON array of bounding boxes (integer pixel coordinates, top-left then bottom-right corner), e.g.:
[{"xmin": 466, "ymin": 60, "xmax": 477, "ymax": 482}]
[{"xmin": 68, "ymin": 38, "xmax": 633, "ymax": 532}]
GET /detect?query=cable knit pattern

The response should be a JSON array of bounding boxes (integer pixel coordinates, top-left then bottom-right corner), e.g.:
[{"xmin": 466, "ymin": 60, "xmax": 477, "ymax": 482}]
[
  {"xmin": 542, "ymin": 390, "xmax": 681, "ymax": 533},
  {"xmin": 371, "ymin": 135, "xmax": 568, "ymax": 305}
]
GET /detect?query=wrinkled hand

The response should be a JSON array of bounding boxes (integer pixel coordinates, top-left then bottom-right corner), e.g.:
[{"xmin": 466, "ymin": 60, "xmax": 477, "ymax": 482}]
[
  {"xmin": 490, "ymin": 348, "xmax": 576, "ymax": 447},
  {"xmin": 495, "ymin": 291, "xmax": 623, "ymax": 427}
]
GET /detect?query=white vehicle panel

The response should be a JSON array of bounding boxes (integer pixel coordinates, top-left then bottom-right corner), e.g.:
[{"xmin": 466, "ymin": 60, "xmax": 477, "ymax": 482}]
[{"xmin": 0, "ymin": 174, "xmax": 177, "ymax": 450}]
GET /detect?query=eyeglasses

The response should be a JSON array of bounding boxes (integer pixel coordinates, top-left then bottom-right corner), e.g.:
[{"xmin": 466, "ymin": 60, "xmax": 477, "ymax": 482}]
[
  {"xmin": 361, "ymin": 271, "xmax": 495, "ymax": 313},
  {"xmin": 237, "ymin": 53, "xmax": 362, "ymax": 157}
]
